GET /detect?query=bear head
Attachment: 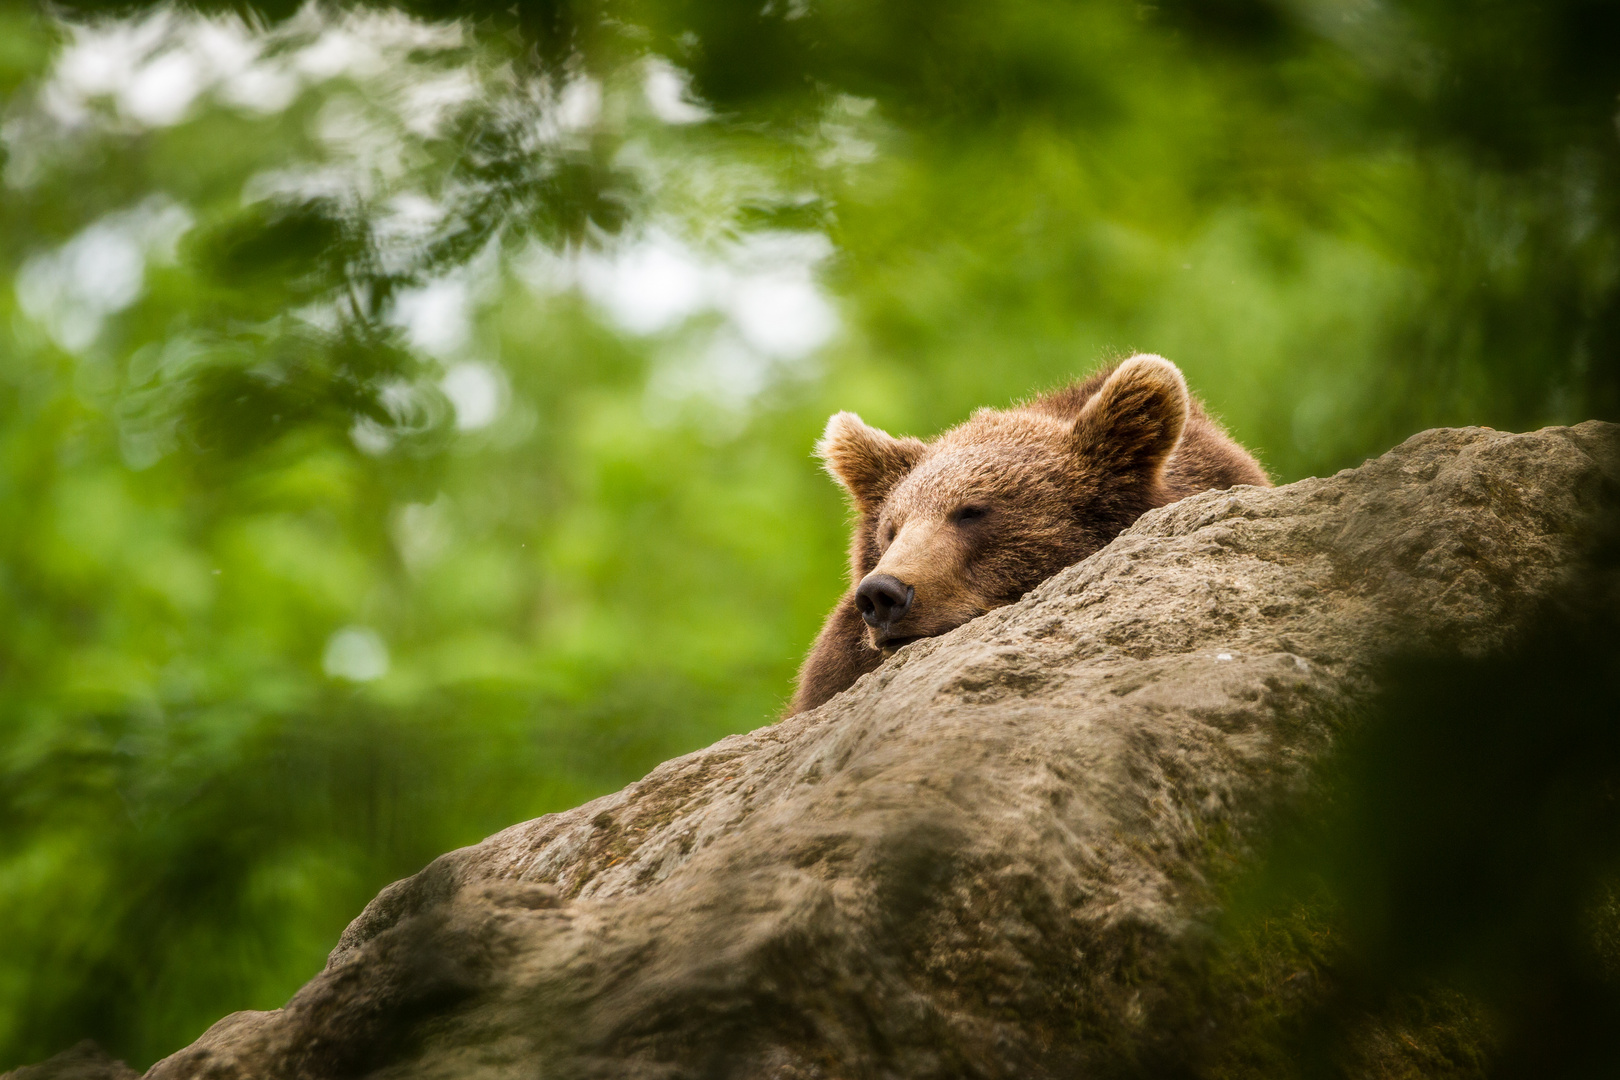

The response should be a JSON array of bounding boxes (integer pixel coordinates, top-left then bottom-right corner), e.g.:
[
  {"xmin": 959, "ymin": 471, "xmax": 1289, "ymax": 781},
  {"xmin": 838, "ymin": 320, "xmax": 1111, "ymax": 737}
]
[{"xmin": 817, "ymin": 354, "xmax": 1190, "ymax": 653}]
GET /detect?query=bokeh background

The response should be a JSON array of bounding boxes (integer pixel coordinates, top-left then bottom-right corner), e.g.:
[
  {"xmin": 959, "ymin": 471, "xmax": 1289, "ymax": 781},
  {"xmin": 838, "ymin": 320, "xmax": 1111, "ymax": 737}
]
[{"xmin": 2, "ymin": 0, "xmax": 1617, "ymax": 1070}]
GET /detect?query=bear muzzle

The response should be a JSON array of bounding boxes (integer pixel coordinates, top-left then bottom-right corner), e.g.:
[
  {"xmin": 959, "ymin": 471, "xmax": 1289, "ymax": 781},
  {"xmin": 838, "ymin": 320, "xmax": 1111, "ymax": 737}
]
[
  {"xmin": 855, "ymin": 573, "xmax": 915, "ymax": 641},
  {"xmin": 859, "ymin": 518, "xmax": 986, "ymax": 650}
]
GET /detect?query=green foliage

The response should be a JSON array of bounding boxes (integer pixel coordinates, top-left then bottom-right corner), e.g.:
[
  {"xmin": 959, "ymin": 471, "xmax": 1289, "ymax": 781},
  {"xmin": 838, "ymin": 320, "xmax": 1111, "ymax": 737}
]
[{"xmin": 1, "ymin": 0, "xmax": 1616, "ymax": 1070}]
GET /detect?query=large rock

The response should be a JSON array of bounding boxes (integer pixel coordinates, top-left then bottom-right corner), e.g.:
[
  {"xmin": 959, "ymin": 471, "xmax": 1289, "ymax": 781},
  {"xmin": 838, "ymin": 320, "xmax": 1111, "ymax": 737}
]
[{"xmin": 134, "ymin": 424, "xmax": 1614, "ymax": 1079}]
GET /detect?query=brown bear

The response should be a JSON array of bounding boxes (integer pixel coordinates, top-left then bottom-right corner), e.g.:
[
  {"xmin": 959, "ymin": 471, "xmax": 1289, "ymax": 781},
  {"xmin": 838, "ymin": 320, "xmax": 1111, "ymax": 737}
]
[{"xmin": 790, "ymin": 354, "xmax": 1270, "ymax": 714}]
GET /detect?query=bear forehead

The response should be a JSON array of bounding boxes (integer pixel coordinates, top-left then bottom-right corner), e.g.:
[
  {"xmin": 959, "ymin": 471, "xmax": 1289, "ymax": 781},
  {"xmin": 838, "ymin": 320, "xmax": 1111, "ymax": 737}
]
[
  {"xmin": 884, "ymin": 414, "xmax": 1078, "ymax": 516},
  {"xmin": 939, "ymin": 405, "xmax": 1070, "ymax": 450}
]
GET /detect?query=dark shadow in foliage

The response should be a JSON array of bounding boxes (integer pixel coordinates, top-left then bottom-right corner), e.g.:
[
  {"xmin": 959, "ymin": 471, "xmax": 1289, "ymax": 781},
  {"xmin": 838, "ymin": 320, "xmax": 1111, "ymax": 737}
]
[
  {"xmin": 175, "ymin": 329, "xmax": 450, "ymax": 465},
  {"xmin": 190, "ymin": 199, "xmax": 353, "ymax": 315},
  {"xmin": 1232, "ymin": 509, "xmax": 1620, "ymax": 1078},
  {"xmin": 437, "ymin": 106, "xmax": 637, "ymax": 256},
  {"xmin": 1150, "ymin": 0, "xmax": 1297, "ymax": 54}
]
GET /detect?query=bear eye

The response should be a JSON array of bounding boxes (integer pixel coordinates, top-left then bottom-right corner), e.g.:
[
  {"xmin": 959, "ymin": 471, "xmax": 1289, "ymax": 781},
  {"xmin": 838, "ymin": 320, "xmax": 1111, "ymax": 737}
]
[{"xmin": 951, "ymin": 505, "xmax": 988, "ymax": 524}]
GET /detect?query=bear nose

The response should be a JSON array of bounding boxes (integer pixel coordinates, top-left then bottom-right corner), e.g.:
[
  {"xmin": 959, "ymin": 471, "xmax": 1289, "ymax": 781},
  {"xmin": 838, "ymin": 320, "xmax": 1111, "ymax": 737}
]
[{"xmin": 855, "ymin": 573, "xmax": 914, "ymax": 630}]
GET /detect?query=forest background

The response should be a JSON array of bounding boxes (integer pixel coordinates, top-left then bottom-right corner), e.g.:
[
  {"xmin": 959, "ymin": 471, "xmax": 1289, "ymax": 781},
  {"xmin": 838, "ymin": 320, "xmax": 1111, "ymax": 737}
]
[{"xmin": 2, "ymin": 0, "xmax": 1618, "ymax": 1070}]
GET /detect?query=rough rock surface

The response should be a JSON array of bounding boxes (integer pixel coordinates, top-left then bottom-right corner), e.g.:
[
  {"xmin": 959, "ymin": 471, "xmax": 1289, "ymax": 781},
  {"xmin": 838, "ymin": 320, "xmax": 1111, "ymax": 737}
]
[{"xmin": 60, "ymin": 424, "xmax": 1618, "ymax": 1079}]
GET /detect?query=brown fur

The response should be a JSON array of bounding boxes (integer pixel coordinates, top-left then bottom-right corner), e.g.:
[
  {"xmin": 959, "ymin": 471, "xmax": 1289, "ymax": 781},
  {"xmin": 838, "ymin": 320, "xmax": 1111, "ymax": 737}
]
[{"xmin": 790, "ymin": 355, "xmax": 1269, "ymax": 715}]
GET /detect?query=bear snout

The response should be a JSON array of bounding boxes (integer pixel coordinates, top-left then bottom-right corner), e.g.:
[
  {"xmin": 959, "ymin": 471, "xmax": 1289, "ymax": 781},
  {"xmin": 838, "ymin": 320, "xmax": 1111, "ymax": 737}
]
[{"xmin": 855, "ymin": 573, "xmax": 914, "ymax": 633}]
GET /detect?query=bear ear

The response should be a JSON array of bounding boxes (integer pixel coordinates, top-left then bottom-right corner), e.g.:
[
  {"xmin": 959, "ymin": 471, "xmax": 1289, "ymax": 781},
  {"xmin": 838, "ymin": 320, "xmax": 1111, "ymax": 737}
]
[
  {"xmin": 1071, "ymin": 354, "xmax": 1189, "ymax": 483},
  {"xmin": 816, "ymin": 411, "xmax": 926, "ymax": 513}
]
